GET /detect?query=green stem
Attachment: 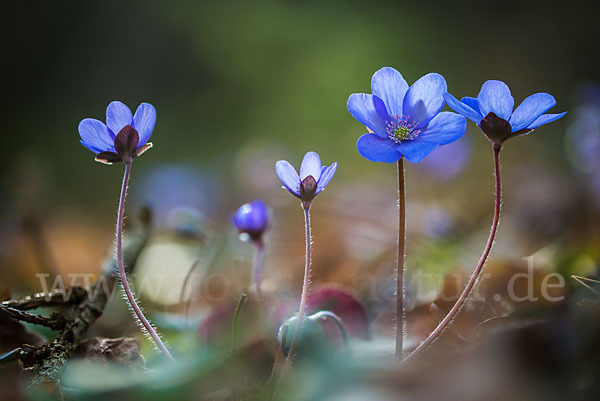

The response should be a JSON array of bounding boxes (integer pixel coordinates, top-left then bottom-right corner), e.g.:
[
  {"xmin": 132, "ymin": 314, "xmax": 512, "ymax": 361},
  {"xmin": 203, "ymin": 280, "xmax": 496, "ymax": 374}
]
[
  {"xmin": 230, "ymin": 292, "xmax": 247, "ymax": 401},
  {"xmin": 231, "ymin": 293, "xmax": 248, "ymax": 356}
]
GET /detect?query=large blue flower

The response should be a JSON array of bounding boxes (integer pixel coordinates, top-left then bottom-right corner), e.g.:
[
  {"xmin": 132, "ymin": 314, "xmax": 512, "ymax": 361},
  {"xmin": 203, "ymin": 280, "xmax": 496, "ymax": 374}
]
[
  {"xmin": 444, "ymin": 80, "xmax": 567, "ymax": 145},
  {"xmin": 347, "ymin": 67, "xmax": 467, "ymax": 163},
  {"xmin": 79, "ymin": 101, "xmax": 156, "ymax": 164},
  {"xmin": 275, "ymin": 151, "xmax": 337, "ymax": 205}
]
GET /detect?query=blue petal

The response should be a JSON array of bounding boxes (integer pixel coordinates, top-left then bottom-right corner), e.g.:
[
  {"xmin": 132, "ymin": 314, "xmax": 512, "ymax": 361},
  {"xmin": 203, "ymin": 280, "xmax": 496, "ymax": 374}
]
[
  {"xmin": 347, "ymin": 94, "xmax": 388, "ymax": 138},
  {"xmin": 79, "ymin": 140, "xmax": 104, "ymax": 154},
  {"xmin": 526, "ymin": 112, "xmax": 567, "ymax": 129},
  {"xmin": 418, "ymin": 112, "xmax": 467, "ymax": 145},
  {"xmin": 133, "ymin": 103, "xmax": 156, "ymax": 146},
  {"xmin": 247, "ymin": 200, "xmax": 269, "ymax": 230},
  {"xmin": 356, "ymin": 133, "xmax": 402, "ymax": 163},
  {"xmin": 275, "ymin": 160, "xmax": 300, "ymax": 196},
  {"xmin": 477, "ymin": 80, "xmax": 514, "ymax": 120},
  {"xmin": 78, "ymin": 118, "xmax": 114, "ymax": 153},
  {"xmin": 300, "ymin": 151, "xmax": 322, "ymax": 180},
  {"xmin": 444, "ymin": 93, "xmax": 482, "ymax": 124},
  {"xmin": 396, "ymin": 139, "xmax": 441, "ymax": 164},
  {"xmin": 106, "ymin": 101, "xmax": 133, "ymax": 136},
  {"xmin": 508, "ymin": 93, "xmax": 556, "ymax": 131},
  {"xmin": 320, "ymin": 165, "xmax": 327, "ymax": 177},
  {"xmin": 233, "ymin": 204, "xmax": 253, "ymax": 230},
  {"xmin": 233, "ymin": 200, "xmax": 269, "ymax": 232},
  {"xmin": 402, "ymin": 73, "xmax": 447, "ymax": 127},
  {"xmin": 372, "ymin": 95, "xmax": 390, "ymax": 123},
  {"xmin": 317, "ymin": 162, "xmax": 337, "ymax": 193},
  {"xmin": 250, "ymin": 199, "xmax": 269, "ymax": 217},
  {"xmin": 371, "ymin": 67, "xmax": 409, "ymax": 118},
  {"xmin": 461, "ymin": 97, "xmax": 480, "ymax": 113}
]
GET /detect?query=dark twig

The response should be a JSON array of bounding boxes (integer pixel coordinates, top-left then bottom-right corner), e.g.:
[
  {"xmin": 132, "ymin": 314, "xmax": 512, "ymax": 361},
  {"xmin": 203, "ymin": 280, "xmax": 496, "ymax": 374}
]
[
  {"xmin": 28, "ymin": 278, "xmax": 115, "ymax": 385},
  {"xmin": 1, "ymin": 287, "xmax": 87, "ymax": 311},
  {"xmin": 0, "ymin": 305, "xmax": 67, "ymax": 330},
  {"xmin": 26, "ymin": 210, "xmax": 152, "ymax": 386}
]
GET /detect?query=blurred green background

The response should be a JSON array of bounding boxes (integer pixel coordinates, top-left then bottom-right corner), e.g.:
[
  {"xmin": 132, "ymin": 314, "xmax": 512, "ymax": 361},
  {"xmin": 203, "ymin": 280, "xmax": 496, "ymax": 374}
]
[{"xmin": 3, "ymin": 0, "xmax": 595, "ymax": 196}]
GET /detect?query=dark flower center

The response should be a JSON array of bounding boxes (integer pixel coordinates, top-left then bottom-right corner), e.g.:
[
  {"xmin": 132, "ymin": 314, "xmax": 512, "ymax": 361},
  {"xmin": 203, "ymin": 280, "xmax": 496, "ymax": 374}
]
[
  {"xmin": 478, "ymin": 112, "xmax": 512, "ymax": 145},
  {"xmin": 479, "ymin": 112, "xmax": 533, "ymax": 146},
  {"xmin": 386, "ymin": 115, "xmax": 420, "ymax": 143},
  {"xmin": 300, "ymin": 175, "xmax": 318, "ymax": 208},
  {"xmin": 114, "ymin": 124, "xmax": 140, "ymax": 162}
]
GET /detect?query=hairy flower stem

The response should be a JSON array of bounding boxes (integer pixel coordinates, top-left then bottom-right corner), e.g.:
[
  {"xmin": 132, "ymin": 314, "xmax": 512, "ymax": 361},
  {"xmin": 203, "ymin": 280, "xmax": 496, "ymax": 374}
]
[
  {"xmin": 396, "ymin": 158, "xmax": 406, "ymax": 358},
  {"xmin": 276, "ymin": 205, "xmax": 312, "ymax": 389},
  {"xmin": 406, "ymin": 143, "xmax": 503, "ymax": 360},
  {"xmin": 117, "ymin": 161, "xmax": 175, "ymax": 362},
  {"xmin": 252, "ymin": 240, "xmax": 266, "ymax": 299},
  {"xmin": 288, "ymin": 206, "xmax": 312, "ymax": 358}
]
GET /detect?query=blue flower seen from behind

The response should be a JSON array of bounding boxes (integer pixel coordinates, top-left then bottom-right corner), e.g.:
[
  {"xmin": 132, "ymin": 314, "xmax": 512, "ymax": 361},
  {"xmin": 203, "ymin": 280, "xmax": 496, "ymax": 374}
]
[
  {"xmin": 232, "ymin": 199, "xmax": 270, "ymax": 242},
  {"xmin": 79, "ymin": 101, "xmax": 156, "ymax": 164},
  {"xmin": 347, "ymin": 67, "xmax": 467, "ymax": 163},
  {"xmin": 275, "ymin": 151, "xmax": 337, "ymax": 206},
  {"xmin": 444, "ymin": 80, "xmax": 566, "ymax": 145}
]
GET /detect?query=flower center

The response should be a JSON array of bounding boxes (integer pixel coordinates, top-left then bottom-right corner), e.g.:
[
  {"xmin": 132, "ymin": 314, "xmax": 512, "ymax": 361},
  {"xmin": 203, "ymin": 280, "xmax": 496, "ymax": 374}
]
[{"xmin": 386, "ymin": 115, "xmax": 420, "ymax": 143}]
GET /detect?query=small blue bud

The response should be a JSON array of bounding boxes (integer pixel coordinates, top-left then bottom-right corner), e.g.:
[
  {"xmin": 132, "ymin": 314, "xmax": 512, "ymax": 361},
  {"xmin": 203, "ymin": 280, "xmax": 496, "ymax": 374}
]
[{"xmin": 232, "ymin": 199, "xmax": 270, "ymax": 242}]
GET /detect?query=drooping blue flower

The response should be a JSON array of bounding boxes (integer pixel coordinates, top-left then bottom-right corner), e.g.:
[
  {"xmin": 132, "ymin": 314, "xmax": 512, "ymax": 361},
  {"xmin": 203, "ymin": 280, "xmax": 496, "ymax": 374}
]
[
  {"xmin": 79, "ymin": 101, "xmax": 156, "ymax": 164},
  {"xmin": 444, "ymin": 80, "xmax": 567, "ymax": 145},
  {"xmin": 275, "ymin": 151, "xmax": 337, "ymax": 205},
  {"xmin": 232, "ymin": 199, "xmax": 270, "ymax": 242},
  {"xmin": 347, "ymin": 67, "xmax": 467, "ymax": 163}
]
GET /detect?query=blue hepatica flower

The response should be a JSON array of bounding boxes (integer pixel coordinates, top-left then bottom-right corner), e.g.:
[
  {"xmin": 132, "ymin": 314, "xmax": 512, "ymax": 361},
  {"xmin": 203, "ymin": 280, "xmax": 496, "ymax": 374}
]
[
  {"xmin": 232, "ymin": 199, "xmax": 270, "ymax": 242},
  {"xmin": 275, "ymin": 151, "xmax": 337, "ymax": 205},
  {"xmin": 79, "ymin": 101, "xmax": 156, "ymax": 164},
  {"xmin": 444, "ymin": 80, "xmax": 567, "ymax": 145},
  {"xmin": 347, "ymin": 67, "xmax": 467, "ymax": 163}
]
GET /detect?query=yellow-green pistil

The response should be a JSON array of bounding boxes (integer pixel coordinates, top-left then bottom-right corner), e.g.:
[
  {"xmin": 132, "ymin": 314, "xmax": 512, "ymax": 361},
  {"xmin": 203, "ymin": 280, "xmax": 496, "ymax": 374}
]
[{"xmin": 386, "ymin": 115, "xmax": 420, "ymax": 143}]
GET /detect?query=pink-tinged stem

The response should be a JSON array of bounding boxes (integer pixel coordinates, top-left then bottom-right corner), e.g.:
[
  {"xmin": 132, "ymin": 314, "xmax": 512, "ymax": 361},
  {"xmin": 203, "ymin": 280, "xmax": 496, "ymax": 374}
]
[
  {"xmin": 287, "ymin": 206, "xmax": 312, "ymax": 358},
  {"xmin": 117, "ymin": 162, "xmax": 175, "ymax": 362},
  {"xmin": 276, "ymin": 205, "xmax": 312, "ymax": 388},
  {"xmin": 396, "ymin": 158, "xmax": 406, "ymax": 358},
  {"xmin": 406, "ymin": 143, "xmax": 503, "ymax": 360},
  {"xmin": 252, "ymin": 240, "xmax": 266, "ymax": 299}
]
